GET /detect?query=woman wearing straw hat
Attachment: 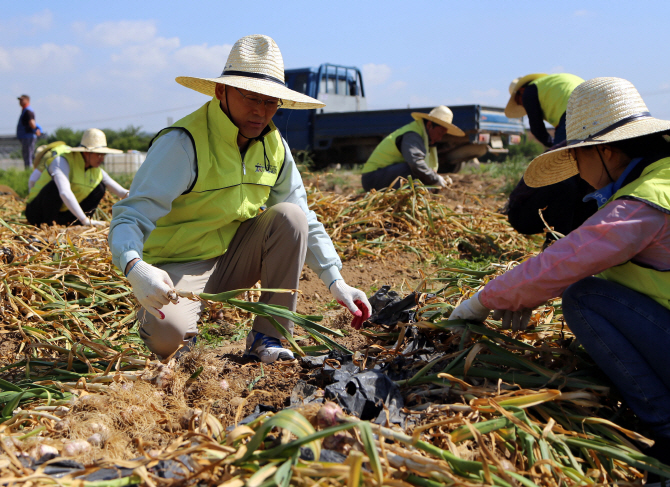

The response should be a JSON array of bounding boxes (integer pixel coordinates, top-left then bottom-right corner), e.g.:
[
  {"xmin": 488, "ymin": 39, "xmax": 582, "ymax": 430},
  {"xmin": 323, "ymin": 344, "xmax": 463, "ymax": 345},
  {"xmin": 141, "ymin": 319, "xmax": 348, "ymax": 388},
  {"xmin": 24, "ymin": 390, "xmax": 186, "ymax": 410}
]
[
  {"xmin": 109, "ymin": 34, "xmax": 371, "ymax": 363},
  {"xmin": 25, "ymin": 128, "xmax": 129, "ymax": 227},
  {"xmin": 451, "ymin": 77, "xmax": 670, "ymax": 466},
  {"xmin": 360, "ymin": 106, "xmax": 464, "ymax": 191},
  {"xmin": 504, "ymin": 73, "xmax": 599, "ymax": 244}
]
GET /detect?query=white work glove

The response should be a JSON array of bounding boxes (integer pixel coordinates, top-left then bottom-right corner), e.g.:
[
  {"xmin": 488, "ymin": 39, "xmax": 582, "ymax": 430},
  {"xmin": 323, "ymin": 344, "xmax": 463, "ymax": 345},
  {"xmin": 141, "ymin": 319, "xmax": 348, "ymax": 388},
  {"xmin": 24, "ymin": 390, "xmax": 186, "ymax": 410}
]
[
  {"xmin": 436, "ymin": 175, "xmax": 452, "ymax": 188},
  {"xmin": 492, "ymin": 308, "xmax": 533, "ymax": 331},
  {"xmin": 126, "ymin": 260, "xmax": 175, "ymax": 319},
  {"xmin": 449, "ymin": 291, "xmax": 491, "ymax": 322},
  {"xmin": 330, "ymin": 280, "xmax": 372, "ymax": 330}
]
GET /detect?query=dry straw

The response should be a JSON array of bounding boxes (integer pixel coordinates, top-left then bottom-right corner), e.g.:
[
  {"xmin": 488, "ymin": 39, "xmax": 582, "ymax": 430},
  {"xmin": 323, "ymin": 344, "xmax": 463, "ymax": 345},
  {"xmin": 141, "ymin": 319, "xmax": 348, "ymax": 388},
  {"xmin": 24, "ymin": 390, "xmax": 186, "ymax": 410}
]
[{"xmin": 0, "ymin": 183, "xmax": 668, "ymax": 486}]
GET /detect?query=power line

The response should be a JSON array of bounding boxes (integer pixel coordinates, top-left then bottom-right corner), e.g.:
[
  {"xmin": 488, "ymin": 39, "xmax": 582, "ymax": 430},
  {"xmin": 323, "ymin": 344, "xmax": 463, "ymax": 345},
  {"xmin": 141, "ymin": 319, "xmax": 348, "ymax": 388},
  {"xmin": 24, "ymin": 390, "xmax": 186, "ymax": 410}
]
[{"xmin": 0, "ymin": 103, "xmax": 202, "ymax": 132}]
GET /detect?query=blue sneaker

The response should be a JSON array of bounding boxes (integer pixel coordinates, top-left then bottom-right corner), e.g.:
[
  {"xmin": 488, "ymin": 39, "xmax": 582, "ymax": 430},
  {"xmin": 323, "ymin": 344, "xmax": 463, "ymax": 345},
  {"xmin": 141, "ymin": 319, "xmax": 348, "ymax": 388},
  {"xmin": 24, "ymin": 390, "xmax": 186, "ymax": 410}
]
[{"xmin": 244, "ymin": 331, "xmax": 295, "ymax": 363}]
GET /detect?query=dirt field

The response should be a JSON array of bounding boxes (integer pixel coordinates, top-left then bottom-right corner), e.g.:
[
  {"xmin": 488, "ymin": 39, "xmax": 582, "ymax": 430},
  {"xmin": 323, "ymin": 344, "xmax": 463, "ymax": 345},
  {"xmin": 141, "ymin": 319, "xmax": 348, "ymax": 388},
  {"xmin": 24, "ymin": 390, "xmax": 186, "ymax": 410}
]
[{"xmin": 8, "ymin": 169, "xmax": 651, "ymax": 486}]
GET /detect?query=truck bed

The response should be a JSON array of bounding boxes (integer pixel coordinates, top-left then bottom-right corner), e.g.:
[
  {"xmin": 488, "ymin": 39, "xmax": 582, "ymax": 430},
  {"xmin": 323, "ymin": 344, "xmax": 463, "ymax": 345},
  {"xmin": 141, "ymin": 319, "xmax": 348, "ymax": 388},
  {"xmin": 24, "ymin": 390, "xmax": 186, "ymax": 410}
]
[{"xmin": 311, "ymin": 105, "xmax": 522, "ymax": 150}]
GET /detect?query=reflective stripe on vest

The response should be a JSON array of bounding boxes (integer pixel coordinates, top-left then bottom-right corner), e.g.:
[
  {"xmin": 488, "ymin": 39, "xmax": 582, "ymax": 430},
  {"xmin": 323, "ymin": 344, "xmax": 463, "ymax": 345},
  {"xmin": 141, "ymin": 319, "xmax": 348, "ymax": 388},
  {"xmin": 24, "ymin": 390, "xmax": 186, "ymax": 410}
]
[
  {"xmin": 362, "ymin": 119, "xmax": 438, "ymax": 174},
  {"xmin": 597, "ymin": 156, "xmax": 670, "ymax": 310},
  {"xmin": 26, "ymin": 150, "xmax": 103, "ymax": 211},
  {"xmin": 530, "ymin": 74, "xmax": 584, "ymax": 127},
  {"xmin": 142, "ymin": 99, "xmax": 285, "ymax": 265}
]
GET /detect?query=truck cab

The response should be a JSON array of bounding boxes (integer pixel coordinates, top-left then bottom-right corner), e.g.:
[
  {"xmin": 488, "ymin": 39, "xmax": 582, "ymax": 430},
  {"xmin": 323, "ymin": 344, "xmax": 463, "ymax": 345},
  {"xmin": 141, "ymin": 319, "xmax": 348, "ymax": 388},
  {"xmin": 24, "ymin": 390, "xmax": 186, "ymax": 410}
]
[{"xmin": 285, "ymin": 64, "xmax": 366, "ymax": 112}]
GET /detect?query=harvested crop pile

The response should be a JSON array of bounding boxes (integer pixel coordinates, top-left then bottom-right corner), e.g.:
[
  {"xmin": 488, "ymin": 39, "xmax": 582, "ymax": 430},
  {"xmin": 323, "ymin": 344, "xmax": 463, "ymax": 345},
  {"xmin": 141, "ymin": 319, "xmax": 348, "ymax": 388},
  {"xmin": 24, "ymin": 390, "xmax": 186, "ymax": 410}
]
[
  {"xmin": 0, "ymin": 185, "xmax": 667, "ymax": 486},
  {"xmin": 307, "ymin": 181, "xmax": 533, "ymax": 260}
]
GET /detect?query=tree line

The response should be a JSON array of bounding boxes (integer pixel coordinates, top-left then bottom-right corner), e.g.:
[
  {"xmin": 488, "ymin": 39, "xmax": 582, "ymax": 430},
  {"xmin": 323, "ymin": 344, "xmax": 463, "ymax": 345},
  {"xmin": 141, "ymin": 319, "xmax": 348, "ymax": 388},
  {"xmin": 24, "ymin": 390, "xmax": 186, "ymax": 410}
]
[{"xmin": 39, "ymin": 126, "xmax": 155, "ymax": 152}]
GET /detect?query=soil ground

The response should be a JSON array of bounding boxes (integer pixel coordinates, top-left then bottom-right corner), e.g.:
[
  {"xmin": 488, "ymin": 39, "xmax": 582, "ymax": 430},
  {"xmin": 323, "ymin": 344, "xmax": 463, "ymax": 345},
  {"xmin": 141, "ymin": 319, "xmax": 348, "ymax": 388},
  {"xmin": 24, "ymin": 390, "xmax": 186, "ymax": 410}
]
[
  {"xmin": 0, "ymin": 166, "xmax": 520, "ymax": 459},
  {"xmin": 195, "ymin": 170, "xmax": 511, "ymax": 426}
]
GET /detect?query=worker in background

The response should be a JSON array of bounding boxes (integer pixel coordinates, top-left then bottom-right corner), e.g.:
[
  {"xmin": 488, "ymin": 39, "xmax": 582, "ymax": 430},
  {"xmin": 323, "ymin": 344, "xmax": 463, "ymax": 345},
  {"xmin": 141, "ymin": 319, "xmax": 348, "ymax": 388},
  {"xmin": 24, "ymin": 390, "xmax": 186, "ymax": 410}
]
[
  {"xmin": 451, "ymin": 77, "xmax": 670, "ymax": 470},
  {"xmin": 504, "ymin": 73, "xmax": 597, "ymax": 241},
  {"xmin": 25, "ymin": 128, "xmax": 129, "ymax": 227},
  {"xmin": 29, "ymin": 141, "xmax": 67, "ymax": 190},
  {"xmin": 16, "ymin": 95, "xmax": 42, "ymax": 169},
  {"xmin": 361, "ymin": 106, "xmax": 464, "ymax": 191},
  {"xmin": 109, "ymin": 35, "xmax": 372, "ymax": 363}
]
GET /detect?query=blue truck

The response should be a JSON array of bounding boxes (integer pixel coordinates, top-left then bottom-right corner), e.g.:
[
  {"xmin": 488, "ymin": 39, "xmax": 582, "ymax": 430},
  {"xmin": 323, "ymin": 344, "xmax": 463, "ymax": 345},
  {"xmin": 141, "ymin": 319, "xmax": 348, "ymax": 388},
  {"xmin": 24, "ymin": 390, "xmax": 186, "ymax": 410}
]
[{"xmin": 273, "ymin": 64, "xmax": 525, "ymax": 172}]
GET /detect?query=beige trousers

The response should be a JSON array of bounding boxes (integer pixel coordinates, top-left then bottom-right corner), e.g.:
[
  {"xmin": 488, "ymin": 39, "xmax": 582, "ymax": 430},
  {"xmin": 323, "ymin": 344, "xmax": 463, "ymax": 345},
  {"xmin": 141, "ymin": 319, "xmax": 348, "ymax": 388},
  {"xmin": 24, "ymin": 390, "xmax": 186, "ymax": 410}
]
[{"xmin": 138, "ymin": 202, "xmax": 308, "ymax": 357}]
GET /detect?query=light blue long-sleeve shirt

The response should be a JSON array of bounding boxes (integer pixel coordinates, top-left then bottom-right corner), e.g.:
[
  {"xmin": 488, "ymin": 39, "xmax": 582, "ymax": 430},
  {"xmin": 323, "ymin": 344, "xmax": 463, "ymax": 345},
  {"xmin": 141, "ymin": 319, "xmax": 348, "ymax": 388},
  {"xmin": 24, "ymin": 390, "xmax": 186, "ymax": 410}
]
[{"xmin": 108, "ymin": 129, "xmax": 343, "ymax": 288}]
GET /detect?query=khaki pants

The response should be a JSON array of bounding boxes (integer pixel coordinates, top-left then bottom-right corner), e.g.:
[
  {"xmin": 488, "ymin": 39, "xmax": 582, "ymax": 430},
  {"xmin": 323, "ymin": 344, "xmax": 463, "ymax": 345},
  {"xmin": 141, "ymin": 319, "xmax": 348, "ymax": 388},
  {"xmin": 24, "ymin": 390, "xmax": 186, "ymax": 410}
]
[{"xmin": 139, "ymin": 202, "xmax": 308, "ymax": 357}]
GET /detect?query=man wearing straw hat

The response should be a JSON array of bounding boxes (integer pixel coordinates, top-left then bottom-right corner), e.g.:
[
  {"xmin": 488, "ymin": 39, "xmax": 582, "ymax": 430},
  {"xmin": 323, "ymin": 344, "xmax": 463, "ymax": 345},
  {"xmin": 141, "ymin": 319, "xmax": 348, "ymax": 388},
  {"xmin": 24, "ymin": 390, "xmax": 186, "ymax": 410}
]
[
  {"xmin": 451, "ymin": 77, "xmax": 670, "ymax": 470},
  {"xmin": 360, "ymin": 106, "xmax": 464, "ymax": 191},
  {"xmin": 109, "ymin": 34, "xmax": 372, "ymax": 363},
  {"xmin": 504, "ymin": 73, "xmax": 598, "ymax": 243},
  {"xmin": 25, "ymin": 128, "xmax": 129, "ymax": 227}
]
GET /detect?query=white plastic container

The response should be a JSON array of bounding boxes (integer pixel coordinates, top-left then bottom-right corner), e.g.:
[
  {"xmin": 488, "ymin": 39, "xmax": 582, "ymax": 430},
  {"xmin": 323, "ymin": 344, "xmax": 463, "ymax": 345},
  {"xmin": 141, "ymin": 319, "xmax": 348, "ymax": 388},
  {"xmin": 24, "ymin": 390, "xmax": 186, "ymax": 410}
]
[{"xmin": 103, "ymin": 151, "xmax": 146, "ymax": 175}]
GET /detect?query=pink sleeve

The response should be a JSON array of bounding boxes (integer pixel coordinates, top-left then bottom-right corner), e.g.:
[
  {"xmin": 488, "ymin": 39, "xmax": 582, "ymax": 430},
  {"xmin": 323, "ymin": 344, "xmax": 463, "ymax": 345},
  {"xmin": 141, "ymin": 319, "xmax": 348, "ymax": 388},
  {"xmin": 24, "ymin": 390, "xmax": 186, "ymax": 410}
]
[{"xmin": 479, "ymin": 200, "xmax": 666, "ymax": 311}]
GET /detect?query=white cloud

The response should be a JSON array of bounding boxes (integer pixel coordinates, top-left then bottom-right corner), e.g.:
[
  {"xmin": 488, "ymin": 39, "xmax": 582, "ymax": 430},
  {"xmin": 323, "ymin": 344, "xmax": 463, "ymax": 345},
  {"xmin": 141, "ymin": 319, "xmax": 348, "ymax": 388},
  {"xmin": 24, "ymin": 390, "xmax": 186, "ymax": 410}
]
[
  {"xmin": 39, "ymin": 94, "xmax": 83, "ymax": 112},
  {"xmin": 471, "ymin": 88, "xmax": 500, "ymax": 99},
  {"xmin": 29, "ymin": 10, "xmax": 53, "ymax": 30},
  {"xmin": 388, "ymin": 80, "xmax": 407, "ymax": 92},
  {"xmin": 0, "ymin": 44, "xmax": 80, "ymax": 73},
  {"xmin": 408, "ymin": 94, "xmax": 436, "ymax": 108},
  {"xmin": 549, "ymin": 65, "xmax": 565, "ymax": 73},
  {"xmin": 0, "ymin": 47, "xmax": 11, "ymax": 71},
  {"xmin": 79, "ymin": 20, "xmax": 158, "ymax": 47},
  {"xmin": 173, "ymin": 43, "xmax": 233, "ymax": 73},
  {"xmin": 362, "ymin": 63, "xmax": 392, "ymax": 86},
  {"xmin": 110, "ymin": 36, "xmax": 180, "ymax": 78},
  {"xmin": 573, "ymin": 10, "xmax": 591, "ymax": 17}
]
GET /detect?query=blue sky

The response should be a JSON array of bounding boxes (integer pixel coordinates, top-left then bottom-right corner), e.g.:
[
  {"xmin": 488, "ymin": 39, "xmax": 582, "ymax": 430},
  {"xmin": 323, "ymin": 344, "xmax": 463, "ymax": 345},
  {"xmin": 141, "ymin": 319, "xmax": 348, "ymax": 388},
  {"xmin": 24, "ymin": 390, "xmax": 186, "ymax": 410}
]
[{"xmin": 2, "ymin": 1, "xmax": 670, "ymax": 135}]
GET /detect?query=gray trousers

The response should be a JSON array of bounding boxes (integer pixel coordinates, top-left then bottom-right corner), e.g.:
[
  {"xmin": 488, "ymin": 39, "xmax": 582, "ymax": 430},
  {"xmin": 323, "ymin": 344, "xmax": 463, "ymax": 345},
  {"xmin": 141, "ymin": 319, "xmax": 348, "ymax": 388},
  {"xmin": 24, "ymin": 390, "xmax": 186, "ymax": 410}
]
[
  {"xmin": 139, "ymin": 202, "xmax": 308, "ymax": 358},
  {"xmin": 21, "ymin": 137, "xmax": 36, "ymax": 169}
]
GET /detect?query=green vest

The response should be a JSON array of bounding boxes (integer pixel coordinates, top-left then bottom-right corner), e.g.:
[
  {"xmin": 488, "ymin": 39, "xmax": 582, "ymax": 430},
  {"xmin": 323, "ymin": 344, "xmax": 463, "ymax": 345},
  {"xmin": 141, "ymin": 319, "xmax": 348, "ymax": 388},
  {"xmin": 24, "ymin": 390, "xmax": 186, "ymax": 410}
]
[
  {"xmin": 530, "ymin": 74, "xmax": 584, "ymax": 127},
  {"xmin": 598, "ymin": 157, "xmax": 670, "ymax": 310},
  {"xmin": 362, "ymin": 120, "xmax": 438, "ymax": 174},
  {"xmin": 142, "ymin": 99, "xmax": 285, "ymax": 265},
  {"xmin": 27, "ymin": 149, "xmax": 104, "ymax": 212}
]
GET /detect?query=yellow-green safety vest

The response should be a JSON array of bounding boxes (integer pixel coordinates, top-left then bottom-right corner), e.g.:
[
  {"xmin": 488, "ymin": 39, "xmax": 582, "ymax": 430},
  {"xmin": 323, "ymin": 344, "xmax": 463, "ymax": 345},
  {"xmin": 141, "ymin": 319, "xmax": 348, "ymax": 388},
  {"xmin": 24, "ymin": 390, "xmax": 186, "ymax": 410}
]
[
  {"xmin": 530, "ymin": 74, "xmax": 584, "ymax": 127},
  {"xmin": 26, "ymin": 149, "xmax": 104, "ymax": 212},
  {"xmin": 141, "ymin": 99, "xmax": 285, "ymax": 265},
  {"xmin": 597, "ymin": 156, "xmax": 670, "ymax": 310},
  {"xmin": 362, "ymin": 119, "xmax": 438, "ymax": 174}
]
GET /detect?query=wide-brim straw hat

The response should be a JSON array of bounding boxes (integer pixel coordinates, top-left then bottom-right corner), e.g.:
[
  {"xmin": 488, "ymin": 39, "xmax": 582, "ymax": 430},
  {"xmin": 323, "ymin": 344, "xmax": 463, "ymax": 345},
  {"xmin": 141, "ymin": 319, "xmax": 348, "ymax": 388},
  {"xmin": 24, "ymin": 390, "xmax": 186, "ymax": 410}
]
[
  {"xmin": 524, "ymin": 77, "xmax": 670, "ymax": 187},
  {"xmin": 411, "ymin": 106, "xmax": 465, "ymax": 136},
  {"xmin": 176, "ymin": 35, "xmax": 324, "ymax": 110},
  {"xmin": 69, "ymin": 128, "xmax": 122, "ymax": 154},
  {"xmin": 504, "ymin": 73, "xmax": 547, "ymax": 118}
]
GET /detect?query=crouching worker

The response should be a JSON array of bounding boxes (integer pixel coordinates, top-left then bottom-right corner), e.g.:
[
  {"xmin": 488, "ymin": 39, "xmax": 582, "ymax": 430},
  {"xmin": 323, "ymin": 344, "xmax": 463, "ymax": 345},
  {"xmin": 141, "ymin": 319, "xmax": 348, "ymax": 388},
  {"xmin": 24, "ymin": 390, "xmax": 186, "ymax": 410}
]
[
  {"xmin": 361, "ymin": 106, "xmax": 464, "ymax": 191},
  {"xmin": 504, "ymin": 73, "xmax": 597, "ymax": 240},
  {"xmin": 109, "ymin": 35, "xmax": 372, "ymax": 363},
  {"xmin": 25, "ymin": 128, "xmax": 129, "ymax": 227},
  {"xmin": 451, "ymin": 77, "xmax": 670, "ymax": 466}
]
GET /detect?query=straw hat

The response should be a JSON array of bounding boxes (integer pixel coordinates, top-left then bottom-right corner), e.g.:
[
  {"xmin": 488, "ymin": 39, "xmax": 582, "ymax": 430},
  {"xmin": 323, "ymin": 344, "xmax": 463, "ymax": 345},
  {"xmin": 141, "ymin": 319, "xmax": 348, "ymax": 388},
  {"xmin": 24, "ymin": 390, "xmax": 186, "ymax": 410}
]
[
  {"xmin": 69, "ymin": 129, "xmax": 122, "ymax": 154},
  {"xmin": 411, "ymin": 106, "xmax": 465, "ymax": 136},
  {"xmin": 176, "ymin": 34, "xmax": 324, "ymax": 110},
  {"xmin": 504, "ymin": 73, "xmax": 547, "ymax": 118},
  {"xmin": 524, "ymin": 77, "xmax": 670, "ymax": 187}
]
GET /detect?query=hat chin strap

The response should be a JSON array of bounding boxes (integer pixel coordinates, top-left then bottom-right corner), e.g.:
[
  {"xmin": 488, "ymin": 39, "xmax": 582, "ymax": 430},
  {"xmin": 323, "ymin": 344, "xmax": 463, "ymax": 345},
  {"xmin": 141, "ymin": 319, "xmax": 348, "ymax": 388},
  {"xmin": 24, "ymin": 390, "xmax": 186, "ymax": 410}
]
[
  {"xmin": 223, "ymin": 87, "xmax": 271, "ymax": 172},
  {"xmin": 596, "ymin": 146, "xmax": 615, "ymax": 183}
]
